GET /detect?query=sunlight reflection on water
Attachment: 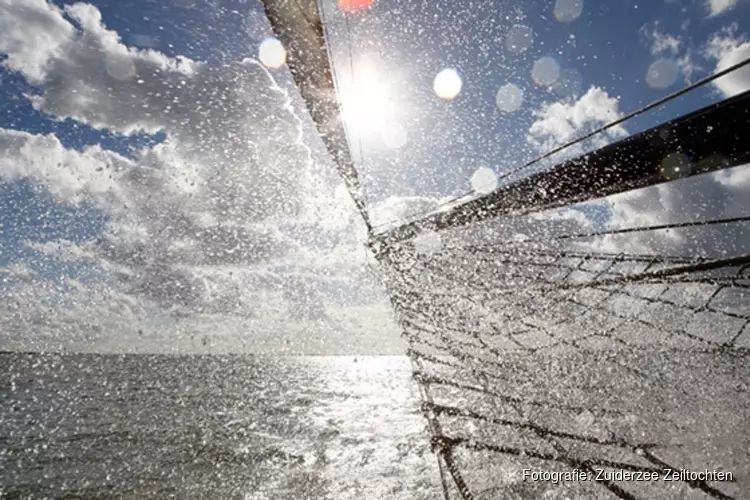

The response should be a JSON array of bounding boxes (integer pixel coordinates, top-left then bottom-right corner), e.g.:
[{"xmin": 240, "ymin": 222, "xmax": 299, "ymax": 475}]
[{"xmin": 303, "ymin": 356, "xmax": 439, "ymax": 499}]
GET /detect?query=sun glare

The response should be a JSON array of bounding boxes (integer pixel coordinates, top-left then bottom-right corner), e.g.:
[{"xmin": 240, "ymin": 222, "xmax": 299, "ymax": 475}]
[{"xmin": 340, "ymin": 60, "xmax": 395, "ymax": 138}]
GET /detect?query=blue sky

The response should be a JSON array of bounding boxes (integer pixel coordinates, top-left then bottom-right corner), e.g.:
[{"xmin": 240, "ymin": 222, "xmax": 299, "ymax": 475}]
[
  {"xmin": 0, "ymin": 0, "xmax": 748, "ymax": 353},
  {"xmin": 1, "ymin": 0, "xmax": 747, "ymax": 198},
  {"xmin": 323, "ymin": 0, "xmax": 750, "ymax": 202}
]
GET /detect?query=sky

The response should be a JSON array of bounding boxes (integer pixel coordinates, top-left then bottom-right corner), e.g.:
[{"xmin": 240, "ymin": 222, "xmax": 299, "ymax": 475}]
[{"xmin": 0, "ymin": 0, "xmax": 748, "ymax": 354}]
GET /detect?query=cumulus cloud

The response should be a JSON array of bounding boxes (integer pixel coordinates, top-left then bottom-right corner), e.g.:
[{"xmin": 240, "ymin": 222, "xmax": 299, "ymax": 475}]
[
  {"xmin": 0, "ymin": 0, "xmax": 75, "ymax": 82},
  {"xmin": 582, "ymin": 165, "xmax": 750, "ymax": 257},
  {"xmin": 704, "ymin": 25, "xmax": 750, "ymax": 98},
  {"xmin": 0, "ymin": 0, "xmax": 401, "ymax": 353},
  {"xmin": 706, "ymin": 0, "xmax": 738, "ymax": 17},
  {"xmin": 0, "ymin": 128, "xmax": 125, "ymax": 204},
  {"xmin": 640, "ymin": 22, "xmax": 682, "ymax": 56},
  {"xmin": 370, "ymin": 194, "xmax": 450, "ymax": 229},
  {"xmin": 526, "ymin": 86, "xmax": 628, "ymax": 157},
  {"xmin": 523, "ymin": 57, "xmax": 749, "ymax": 261}
]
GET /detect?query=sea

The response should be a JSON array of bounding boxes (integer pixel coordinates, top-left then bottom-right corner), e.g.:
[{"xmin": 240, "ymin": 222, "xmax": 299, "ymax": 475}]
[{"xmin": 0, "ymin": 352, "xmax": 442, "ymax": 499}]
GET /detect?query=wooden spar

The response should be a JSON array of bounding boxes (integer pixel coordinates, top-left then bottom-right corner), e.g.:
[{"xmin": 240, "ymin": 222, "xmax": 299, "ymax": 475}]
[
  {"xmin": 370, "ymin": 89, "xmax": 750, "ymax": 249},
  {"xmin": 261, "ymin": 0, "xmax": 372, "ymax": 231}
]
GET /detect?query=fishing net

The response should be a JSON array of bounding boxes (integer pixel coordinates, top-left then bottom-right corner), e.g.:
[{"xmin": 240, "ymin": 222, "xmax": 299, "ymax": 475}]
[{"xmin": 371, "ymin": 198, "xmax": 749, "ymax": 499}]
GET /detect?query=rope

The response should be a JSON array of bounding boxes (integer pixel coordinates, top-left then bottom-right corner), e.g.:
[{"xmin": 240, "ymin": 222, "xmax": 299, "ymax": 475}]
[
  {"xmin": 551, "ymin": 214, "xmax": 750, "ymax": 241},
  {"xmin": 442, "ymin": 214, "xmax": 750, "ymax": 254}
]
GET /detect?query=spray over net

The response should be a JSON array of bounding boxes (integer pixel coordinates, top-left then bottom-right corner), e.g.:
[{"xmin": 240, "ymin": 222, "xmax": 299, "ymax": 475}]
[
  {"xmin": 260, "ymin": 1, "xmax": 750, "ymax": 497},
  {"xmin": 365, "ymin": 90, "xmax": 750, "ymax": 499}
]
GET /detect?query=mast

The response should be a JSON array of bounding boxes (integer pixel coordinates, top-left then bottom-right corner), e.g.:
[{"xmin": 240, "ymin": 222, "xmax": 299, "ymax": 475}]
[{"xmin": 261, "ymin": 0, "xmax": 372, "ymax": 232}]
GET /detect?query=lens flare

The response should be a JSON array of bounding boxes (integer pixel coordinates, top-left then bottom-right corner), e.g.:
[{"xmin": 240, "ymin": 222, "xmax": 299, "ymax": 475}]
[
  {"xmin": 471, "ymin": 167, "xmax": 498, "ymax": 194},
  {"xmin": 532, "ymin": 57, "xmax": 560, "ymax": 87},
  {"xmin": 646, "ymin": 59, "xmax": 679, "ymax": 89},
  {"xmin": 258, "ymin": 38, "xmax": 286, "ymax": 69},
  {"xmin": 338, "ymin": 0, "xmax": 374, "ymax": 13},
  {"xmin": 552, "ymin": 68, "xmax": 583, "ymax": 97},
  {"xmin": 554, "ymin": 0, "xmax": 583, "ymax": 23},
  {"xmin": 661, "ymin": 152, "xmax": 693, "ymax": 180},
  {"xmin": 495, "ymin": 83, "xmax": 523, "ymax": 113},
  {"xmin": 433, "ymin": 68, "xmax": 462, "ymax": 100}
]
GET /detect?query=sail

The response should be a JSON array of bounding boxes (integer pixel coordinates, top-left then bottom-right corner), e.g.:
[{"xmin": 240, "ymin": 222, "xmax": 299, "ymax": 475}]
[{"xmin": 261, "ymin": 0, "xmax": 372, "ymax": 231}]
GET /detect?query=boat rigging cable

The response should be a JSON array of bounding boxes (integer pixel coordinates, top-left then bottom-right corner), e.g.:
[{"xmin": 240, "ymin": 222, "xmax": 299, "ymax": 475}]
[
  {"xmin": 370, "ymin": 56, "xmax": 750, "ymax": 242},
  {"xmin": 259, "ymin": 2, "xmax": 750, "ymax": 498}
]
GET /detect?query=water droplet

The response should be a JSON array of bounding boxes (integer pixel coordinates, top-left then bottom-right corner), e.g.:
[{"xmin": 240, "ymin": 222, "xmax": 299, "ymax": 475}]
[
  {"xmin": 551, "ymin": 68, "xmax": 583, "ymax": 97},
  {"xmin": 471, "ymin": 167, "xmax": 498, "ymax": 194},
  {"xmin": 576, "ymin": 409, "xmax": 595, "ymax": 428},
  {"xmin": 645, "ymin": 58, "xmax": 679, "ymax": 89},
  {"xmin": 381, "ymin": 123, "xmax": 408, "ymax": 149},
  {"xmin": 105, "ymin": 54, "xmax": 136, "ymax": 81}
]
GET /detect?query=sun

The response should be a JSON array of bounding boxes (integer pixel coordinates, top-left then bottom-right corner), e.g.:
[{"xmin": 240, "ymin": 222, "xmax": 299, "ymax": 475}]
[{"xmin": 338, "ymin": 59, "xmax": 395, "ymax": 138}]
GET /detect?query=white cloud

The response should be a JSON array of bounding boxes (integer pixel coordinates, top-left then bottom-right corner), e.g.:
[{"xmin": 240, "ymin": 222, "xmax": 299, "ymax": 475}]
[
  {"xmin": 0, "ymin": 0, "xmax": 403, "ymax": 353},
  {"xmin": 706, "ymin": 0, "xmax": 738, "ymax": 17},
  {"xmin": 677, "ymin": 52, "xmax": 701, "ymax": 82},
  {"xmin": 0, "ymin": 128, "xmax": 125, "ymax": 204},
  {"xmin": 586, "ymin": 165, "xmax": 750, "ymax": 257},
  {"xmin": 526, "ymin": 86, "xmax": 628, "ymax": 156},
  {"xmin": 705, "ymin": 25, "xmax": 750, "ymax": 97},
  {"xmin": 0, "ymin": 0, "xmax": 74, "ymax": 82},
  {"xmin": 652, "ymin": 33, "xmax": 682, "ymax": 55},
  {"xmin": 641, "ymin": 23, "xmax": 682, "ymax": 56}
]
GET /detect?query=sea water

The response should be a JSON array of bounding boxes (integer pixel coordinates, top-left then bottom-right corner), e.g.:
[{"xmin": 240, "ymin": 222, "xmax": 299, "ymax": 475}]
[{"xmin": 0, "ymin": 353, "xmax": 441, "ymax": 499}]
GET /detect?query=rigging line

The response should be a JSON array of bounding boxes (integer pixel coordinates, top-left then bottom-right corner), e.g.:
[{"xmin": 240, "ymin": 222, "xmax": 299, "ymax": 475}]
[
  {"xmin": 369, "ymin": 55, "xmax": 750, "ymax": 236},
  {"xmin": 551, "ymin": 214, "xmax": 750, "ymax": 241},
  {"xmin": 559, "ymin": 253, "xmax": 750, "ymax": 289},
  {"xmin": 441, "ymin": 246, "xmax": 705, "ymax": 264},
  {"xmin": 435, "ymin": 214, "xmax": 750, "ymax": 253}
]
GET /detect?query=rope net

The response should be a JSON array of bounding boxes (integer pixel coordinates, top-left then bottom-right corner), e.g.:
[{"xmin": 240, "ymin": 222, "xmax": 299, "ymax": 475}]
[{"xmin": 372, "ymin": 192, "xmax": 750, "ymax": 499}]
